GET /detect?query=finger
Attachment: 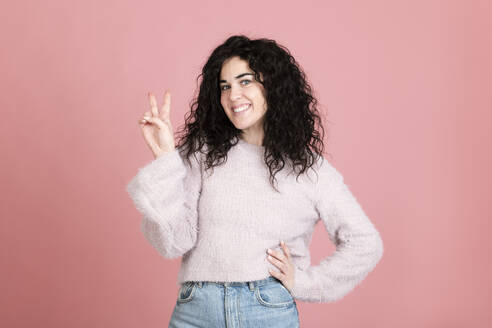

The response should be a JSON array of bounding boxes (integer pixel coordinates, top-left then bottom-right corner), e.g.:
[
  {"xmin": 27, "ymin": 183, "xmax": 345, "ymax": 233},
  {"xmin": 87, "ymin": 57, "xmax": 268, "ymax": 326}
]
[
  {"xmin": 138, "ymin": 121, "xmax": 160, "ymax": 153},
  {"xmin": 160, "ymin": 90, "xmax": 171, "ymax": 121},
  {"xmin": 149, "ymin": 92, "xmax": 159, "ymax": 117},
  {"xmin": 142, "ymin": 129, "xmax": 160, "ymax": 151},
  {"xmin": 269, "ymin": 268, "xmax": 285, "ymax": 280},
  {"xmin": 139, "ymin": 111, "xmax": 152, "ymax": 124},
  {"xmin": 268, "ymin": 255, "xmax": 287, "ymax": 273},
  {"xmin": 280, "ymin": 241, "xmax": 291, "ymax": 259},
  {"xmin": 267, "ymin": 248, "xmax": 285, "ymax": 262},
  {"xmin": 142, "ymin": 116, "xmax": 166, "ymax": 130}
]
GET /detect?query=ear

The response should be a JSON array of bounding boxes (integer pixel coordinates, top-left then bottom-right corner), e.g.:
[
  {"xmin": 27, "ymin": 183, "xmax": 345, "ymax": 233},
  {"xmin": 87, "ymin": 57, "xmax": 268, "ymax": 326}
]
[{"xmin": 259, "ymin": 72, "xmax": 265, "ymax": 84}]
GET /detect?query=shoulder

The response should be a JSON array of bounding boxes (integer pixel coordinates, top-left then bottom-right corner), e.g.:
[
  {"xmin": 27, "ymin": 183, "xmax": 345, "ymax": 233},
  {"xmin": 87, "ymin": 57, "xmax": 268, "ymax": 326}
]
[
  {"xmin": 307, "ymin": 154, "xmax": 344, "ymax": 186},
  {"xmin": 176, "ymin": 141, "xmax": 209, "ymax": 171}
]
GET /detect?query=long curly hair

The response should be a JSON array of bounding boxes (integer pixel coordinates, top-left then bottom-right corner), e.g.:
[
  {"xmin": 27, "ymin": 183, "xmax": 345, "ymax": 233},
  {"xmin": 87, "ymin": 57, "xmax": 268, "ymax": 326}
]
[{"xmin": 175, "ymin": 34, "xmax": 331, "ymax": 192}]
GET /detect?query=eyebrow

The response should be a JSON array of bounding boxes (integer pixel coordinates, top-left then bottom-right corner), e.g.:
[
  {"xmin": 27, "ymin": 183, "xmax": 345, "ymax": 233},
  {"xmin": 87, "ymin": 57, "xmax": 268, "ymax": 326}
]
[{"xmin": 219, "ymin": 73, "xmax": 254, "ymax": 84}]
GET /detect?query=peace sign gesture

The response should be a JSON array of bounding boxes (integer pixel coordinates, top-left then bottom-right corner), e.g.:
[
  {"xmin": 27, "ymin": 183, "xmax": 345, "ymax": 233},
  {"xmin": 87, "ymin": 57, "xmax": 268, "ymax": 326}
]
[{"xmin": 139, "ymin": 90, "xmax": 176, "ymax": 158}]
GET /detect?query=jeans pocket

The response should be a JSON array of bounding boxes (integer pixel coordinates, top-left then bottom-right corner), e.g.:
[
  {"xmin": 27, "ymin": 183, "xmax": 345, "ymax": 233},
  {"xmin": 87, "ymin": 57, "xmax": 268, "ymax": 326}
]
[
  {"xmin": 255, "ymin": 282, "xmax": 294, "ymax": 308},
  {"xmin": 177, "ymin": 281, "xmax": 197, "ymax": 303}
]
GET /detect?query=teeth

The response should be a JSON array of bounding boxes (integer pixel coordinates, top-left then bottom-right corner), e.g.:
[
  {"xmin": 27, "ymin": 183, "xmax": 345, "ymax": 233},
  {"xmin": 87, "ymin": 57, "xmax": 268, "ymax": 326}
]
[{"xmin": 233, "ymin": 104, "xmax": 250, "ymax": 112}]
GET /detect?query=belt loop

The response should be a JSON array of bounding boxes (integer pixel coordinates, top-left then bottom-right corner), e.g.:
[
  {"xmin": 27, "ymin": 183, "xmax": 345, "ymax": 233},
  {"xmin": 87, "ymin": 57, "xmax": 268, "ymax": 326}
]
[
  {"xmin": 197, "ymin": 281, "xmax": 202, "ymax": 288},
  {"xmin": 248, "ymin": 281, "xmax": 254, "ymax": 291}
]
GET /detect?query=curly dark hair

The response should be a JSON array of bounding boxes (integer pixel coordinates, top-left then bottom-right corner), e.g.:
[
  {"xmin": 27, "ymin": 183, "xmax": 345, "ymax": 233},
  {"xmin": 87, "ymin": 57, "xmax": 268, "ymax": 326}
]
[{"xmin": 175, "ymin": 34, "xmax": 331, "ymax": 192}]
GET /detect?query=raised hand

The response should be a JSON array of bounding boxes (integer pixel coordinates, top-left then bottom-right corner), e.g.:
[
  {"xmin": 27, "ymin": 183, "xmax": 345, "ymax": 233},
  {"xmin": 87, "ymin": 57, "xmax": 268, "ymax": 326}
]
[{"xmin": 139, "ymin": 90, "xmax": 176, "ymax": 158}]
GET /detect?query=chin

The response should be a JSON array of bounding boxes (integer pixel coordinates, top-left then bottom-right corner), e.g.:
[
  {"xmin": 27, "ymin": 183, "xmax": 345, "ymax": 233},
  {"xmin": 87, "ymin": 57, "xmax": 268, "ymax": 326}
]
[
  {"xmin": 233, "ymin": 123, "xmax": 249, "ymax": 130},
  {"xmin": 227, "ymin": 117, "xmax": 248, "ymax": 129}
]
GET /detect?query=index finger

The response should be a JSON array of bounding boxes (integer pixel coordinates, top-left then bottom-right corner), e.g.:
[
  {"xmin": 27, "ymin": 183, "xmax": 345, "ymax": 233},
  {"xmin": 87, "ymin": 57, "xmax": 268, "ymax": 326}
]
[
  {"xmin": 148, "ymin": 92, "xmax": 159, "ymax": 117},
  {"xmin": 280, "ymin": 241, "xmax": 291, "ymax": 259}
]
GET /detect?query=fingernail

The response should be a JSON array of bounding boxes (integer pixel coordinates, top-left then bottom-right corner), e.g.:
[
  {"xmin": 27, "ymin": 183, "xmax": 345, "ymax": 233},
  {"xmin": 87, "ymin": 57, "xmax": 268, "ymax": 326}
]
[
  {"xmin": 267, "ymin": 248, "xmax": 272, "ymax": 253},
  {"xmin": 143, "ymin": 116, "xmax": 150, "ymax": 120}
]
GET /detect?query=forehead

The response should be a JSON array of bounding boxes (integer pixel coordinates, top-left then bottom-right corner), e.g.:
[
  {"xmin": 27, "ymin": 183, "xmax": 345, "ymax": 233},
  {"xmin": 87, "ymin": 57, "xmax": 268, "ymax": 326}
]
[{"xmin": 220, "ymin": 57, "xmax": 252, "ymax": 78}]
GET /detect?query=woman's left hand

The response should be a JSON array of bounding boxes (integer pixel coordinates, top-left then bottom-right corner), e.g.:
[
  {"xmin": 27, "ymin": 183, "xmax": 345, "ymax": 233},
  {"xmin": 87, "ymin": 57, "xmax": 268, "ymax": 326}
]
[{"xmin": 267, "ymin": 241, "xmax": 295, "ymax": 293}]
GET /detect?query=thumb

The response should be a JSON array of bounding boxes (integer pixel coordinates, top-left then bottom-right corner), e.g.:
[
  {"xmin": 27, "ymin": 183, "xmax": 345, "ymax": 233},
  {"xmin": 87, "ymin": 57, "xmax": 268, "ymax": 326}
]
[{"xmin": 143, "ymin": 116, "xmax": 166, "ymax": 130}]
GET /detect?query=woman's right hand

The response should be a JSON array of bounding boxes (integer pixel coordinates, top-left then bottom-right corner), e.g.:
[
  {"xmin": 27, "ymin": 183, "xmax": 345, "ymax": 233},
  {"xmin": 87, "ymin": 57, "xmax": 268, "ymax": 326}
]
[{"xmin": 139, "ymin": 90, "xmax": 176, "ymax": 159}]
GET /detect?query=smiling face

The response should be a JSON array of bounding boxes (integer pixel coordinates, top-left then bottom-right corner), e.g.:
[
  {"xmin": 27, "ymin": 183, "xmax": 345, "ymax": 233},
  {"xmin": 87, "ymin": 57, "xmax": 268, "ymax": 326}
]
[{"xmin": 219, "ymin": 56, "xmax": 268, "ymax": 144}]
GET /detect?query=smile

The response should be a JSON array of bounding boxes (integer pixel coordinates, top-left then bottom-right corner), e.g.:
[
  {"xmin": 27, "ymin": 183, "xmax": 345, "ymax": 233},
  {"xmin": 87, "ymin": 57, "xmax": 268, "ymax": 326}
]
[{"xmin": 232, "ymin": 103, "xmax": 251, "ymax": 115}]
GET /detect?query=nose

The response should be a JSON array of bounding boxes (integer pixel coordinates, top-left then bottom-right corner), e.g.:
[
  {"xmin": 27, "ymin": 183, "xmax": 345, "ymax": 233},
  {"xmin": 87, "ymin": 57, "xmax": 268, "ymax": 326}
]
[{"xmin": 229, "ymin": 84, "xmax": 242, "ymax": 101}]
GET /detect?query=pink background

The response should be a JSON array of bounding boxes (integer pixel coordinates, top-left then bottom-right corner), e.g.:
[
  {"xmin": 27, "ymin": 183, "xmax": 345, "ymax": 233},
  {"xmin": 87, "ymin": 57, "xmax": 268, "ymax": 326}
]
[{"xmin": 1, "ymin": 0, "xmax": 491, "ymax": 327}]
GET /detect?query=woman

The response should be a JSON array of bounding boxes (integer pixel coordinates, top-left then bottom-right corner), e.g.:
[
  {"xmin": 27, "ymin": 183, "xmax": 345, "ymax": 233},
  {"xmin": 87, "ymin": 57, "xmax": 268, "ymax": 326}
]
[{"xmin": 126, "ymin": 35, "xmax": 384, "ymax": 327}]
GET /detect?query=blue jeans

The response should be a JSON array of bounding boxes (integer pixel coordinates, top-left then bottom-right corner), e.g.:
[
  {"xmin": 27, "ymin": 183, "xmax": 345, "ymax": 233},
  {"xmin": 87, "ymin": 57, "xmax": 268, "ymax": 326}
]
[{"xmin": 169, "ymin": 276, "xmax": 300, "ymax": 327}]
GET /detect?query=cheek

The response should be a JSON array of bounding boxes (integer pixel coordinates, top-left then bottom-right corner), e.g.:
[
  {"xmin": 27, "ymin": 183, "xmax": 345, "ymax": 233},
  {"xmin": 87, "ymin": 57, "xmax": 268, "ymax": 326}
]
[
  {"xmin": 220, "ymin": 95, "xmax": 227, "ymax": 110},
  {"xmin": 255, "ymin": 89, "xmax": 267, "ymax": 107},
  {"xmin": 256, "ymin": 94, "xmax": 267, "ymax": 112},
  {"xmin": 250, "ymin": 90, "xmax": 266, "ymax": 107}
]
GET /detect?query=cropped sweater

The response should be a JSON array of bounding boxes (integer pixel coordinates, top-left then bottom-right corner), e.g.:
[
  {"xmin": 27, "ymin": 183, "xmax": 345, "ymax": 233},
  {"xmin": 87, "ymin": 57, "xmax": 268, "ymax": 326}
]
[{"xmin": 126, "ymin": 137, "xmax": 384, "ymax": 303}]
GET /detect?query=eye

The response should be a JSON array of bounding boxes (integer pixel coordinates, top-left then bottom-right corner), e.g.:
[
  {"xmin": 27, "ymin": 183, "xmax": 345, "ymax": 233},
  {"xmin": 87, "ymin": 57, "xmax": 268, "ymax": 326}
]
[{"xmin": 220, "ymin": 80, "xmax": 251, "ymax": 92}]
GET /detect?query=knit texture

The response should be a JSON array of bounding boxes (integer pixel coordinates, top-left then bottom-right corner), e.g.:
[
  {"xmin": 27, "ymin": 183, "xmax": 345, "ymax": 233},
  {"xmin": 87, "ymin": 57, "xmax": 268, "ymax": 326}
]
[{"xmin": 126, "ymin": 138, "xmax": 384, "ymax": 303}]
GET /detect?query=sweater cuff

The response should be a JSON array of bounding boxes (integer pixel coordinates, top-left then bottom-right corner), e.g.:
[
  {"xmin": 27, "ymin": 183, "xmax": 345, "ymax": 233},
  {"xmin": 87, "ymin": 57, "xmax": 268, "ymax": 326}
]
[
  {"xmin": 136, "ymin": 150, "xmax": 182, "ymax": 180},
  {"xmin": 126, "ymin": 149, "xmax": 183, "ymax": 196},
  {"xmin": 290, "ymin": 265, "xmax": 322, "ymax": 303}
]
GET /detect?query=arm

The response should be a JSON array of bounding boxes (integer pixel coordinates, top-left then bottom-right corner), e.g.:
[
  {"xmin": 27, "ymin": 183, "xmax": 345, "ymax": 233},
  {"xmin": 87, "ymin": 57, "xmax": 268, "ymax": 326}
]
[
  {"xmin": 125, "ymin": 148, "xmax": 202, "ymax": 259},
  {"xmin": 290, "ymin": 159, "xmax": 384, "ymax": 303}
]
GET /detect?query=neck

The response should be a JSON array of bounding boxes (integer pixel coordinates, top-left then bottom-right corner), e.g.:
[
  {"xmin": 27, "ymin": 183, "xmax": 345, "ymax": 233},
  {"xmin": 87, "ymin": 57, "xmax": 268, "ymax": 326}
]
[{"xmin": 239, "ymin": 132, "xmax": 264, "ymax": 147}]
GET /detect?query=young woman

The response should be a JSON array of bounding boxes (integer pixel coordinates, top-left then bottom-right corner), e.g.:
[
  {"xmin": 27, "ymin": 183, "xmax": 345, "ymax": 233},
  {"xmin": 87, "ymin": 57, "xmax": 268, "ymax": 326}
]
[{"xmin": 126, "ymin": 35, "xmax": 384, "ymax": 328}]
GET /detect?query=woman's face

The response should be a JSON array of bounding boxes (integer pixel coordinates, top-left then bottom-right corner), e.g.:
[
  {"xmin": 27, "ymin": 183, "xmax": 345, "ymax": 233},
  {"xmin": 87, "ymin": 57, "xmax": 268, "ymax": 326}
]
[{"xmin": 219, "ymin": 56, "xmax": 267, "ymax": 140}]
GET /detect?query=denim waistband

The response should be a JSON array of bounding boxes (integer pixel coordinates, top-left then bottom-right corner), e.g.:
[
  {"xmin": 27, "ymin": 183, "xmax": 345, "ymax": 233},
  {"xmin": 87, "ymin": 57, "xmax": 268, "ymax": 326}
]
[{"xmin": 190, "ymin": 276, "xmax": 280, "ymax": 290}]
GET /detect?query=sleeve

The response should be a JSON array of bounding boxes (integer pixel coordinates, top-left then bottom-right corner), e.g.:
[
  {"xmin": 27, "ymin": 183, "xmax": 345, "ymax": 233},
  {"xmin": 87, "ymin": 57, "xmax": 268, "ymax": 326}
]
[
  {"xmin": 125, "ymin": 148, "xmax": 203, "ymax": 259},
  {"xmin": 290, "ymin": 159, "xmax": 384, "ymax": 303}
]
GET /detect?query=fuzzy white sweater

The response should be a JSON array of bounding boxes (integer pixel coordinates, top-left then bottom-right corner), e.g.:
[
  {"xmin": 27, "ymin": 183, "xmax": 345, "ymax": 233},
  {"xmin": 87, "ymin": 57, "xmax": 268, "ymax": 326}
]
[{"xmin": 126, "ymin": 138, "xmax": 384, "ymax": 303}]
